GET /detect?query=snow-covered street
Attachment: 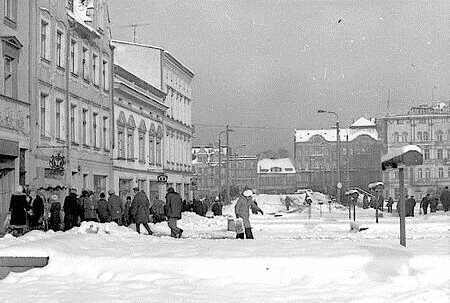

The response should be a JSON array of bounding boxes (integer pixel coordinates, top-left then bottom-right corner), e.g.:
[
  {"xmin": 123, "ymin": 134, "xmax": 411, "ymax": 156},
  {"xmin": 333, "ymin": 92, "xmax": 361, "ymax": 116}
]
[{"xmin": 0, "ymin": 196, "xmax": 448, "ymax": 303}]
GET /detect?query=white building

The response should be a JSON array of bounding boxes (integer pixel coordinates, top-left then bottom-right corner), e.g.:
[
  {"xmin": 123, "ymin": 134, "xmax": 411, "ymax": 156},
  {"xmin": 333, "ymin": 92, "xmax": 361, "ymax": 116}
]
[
  {"xmin": 377, "ymin": 102, "xmax": 450, "ymax": 200},
  {"xmin": 112, "ymin": 64, "xmax": 167, "ymax": 202},
  {"xmin": 112, "ymin": 40, "xmax": 194, "ymax": 201}
]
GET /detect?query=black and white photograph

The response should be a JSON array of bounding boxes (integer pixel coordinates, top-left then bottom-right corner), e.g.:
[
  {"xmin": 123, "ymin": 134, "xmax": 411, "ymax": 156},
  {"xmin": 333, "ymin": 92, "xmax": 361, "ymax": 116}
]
[{"xmin": 0, "ymin": 0, "xmax": 449, "ymax": 302}]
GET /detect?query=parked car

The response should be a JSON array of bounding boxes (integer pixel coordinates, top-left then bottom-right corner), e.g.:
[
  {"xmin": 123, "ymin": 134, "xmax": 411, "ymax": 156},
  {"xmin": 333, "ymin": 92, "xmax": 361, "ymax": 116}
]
[{"xmin": 295, "ymin": 188, "xmax": 314, "ymax": 195}]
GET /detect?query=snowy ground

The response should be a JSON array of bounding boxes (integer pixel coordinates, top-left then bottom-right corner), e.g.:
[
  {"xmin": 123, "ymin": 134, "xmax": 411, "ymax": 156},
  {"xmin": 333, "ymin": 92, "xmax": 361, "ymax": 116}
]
[{"xmin": 0, "ymin": 195, "xmax": 448, "ymax": 303}]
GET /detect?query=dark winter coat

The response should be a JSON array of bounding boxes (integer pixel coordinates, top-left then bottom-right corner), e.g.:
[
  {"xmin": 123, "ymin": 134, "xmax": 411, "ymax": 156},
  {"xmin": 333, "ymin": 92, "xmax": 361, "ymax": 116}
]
[
  {"xmin": 108, "ymin": 194, "xmax": 123, "ymax": 221},
  {"xmin": 430, "ymin": 197, "xmax": 438, "ymax": 212},
  {"xmin": 440, "ymin": 189, "xmax": 450, "ymax": 209},
  {"xmin": 64, "ymin": 193, "xmax": 79, "ymax": 215},
  {"xmin": 32, "ymin": 195, "xmax": 45, "ymax": 219},
  {"xmin": 420, "ymin": 196, "xmax": 430, "ymax": 209},
  {"xmin": 83, "ymin": 196, "xmax": 98, "ymax": 220},
  {"xmin": 97, "ymin": 198, "xmax": 110, "ymax": 222},
  {"xmin": 131, "ymin": 191, "xmax": 150, "ymax": 224},
  {"xmin": 165, "ymin": 192, "xmax": 183, "ymax": 219},
  {"xmin": 235, "ymin": 196, "xmax": 260, "ymax": 228},
  {"xmin": 9, "ymin": 192, "xmax": 28, "ymax": 226},
  {"xmin": 405, "ymin": 198, "xmax": 416, "ymax": 216},
  {"xmin": 49, "ymin": 202, "xmax": 61, "ymax": 231},
  {"xmin": 211, "ymin": 201, "xmax": 223, "ymax": 216},
  {"xmin": 193, "ymin": 199, "xmax": 203, "ymax": 215},
  {"xmin": 151, "ymin": 199, "xmax": 166, "ymax": 222}
]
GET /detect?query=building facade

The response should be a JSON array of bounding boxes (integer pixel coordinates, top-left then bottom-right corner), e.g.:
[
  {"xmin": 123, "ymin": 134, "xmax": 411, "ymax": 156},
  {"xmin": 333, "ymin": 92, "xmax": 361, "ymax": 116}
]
[
  {"xmin": 295, "ymin": 118, "xmax": 382, "ymax": 196},
  {"xmin": 112, "ymin": 65, "xmax": 167, "ymax": 203},
  {"xmin": 29, "ymin": 0, "xmax": 113, "ymax": 193},
  {"xmin": 257, "ymin": 158, "xmax": 297, "ymax": 194},
  {"xmin": 0, "ymin": 0, "xmax": 31, "ymax": 225},
  {"xmin": 192, "ymin": 146, "xmax": 258, "ymax": 198},
  {"xmin": 111, "ymin": 40, "xmax": 194, "ymax": 201},
  {"xmin": 377, "ymin": 103, "xmax": 450, "ymax": 200}
]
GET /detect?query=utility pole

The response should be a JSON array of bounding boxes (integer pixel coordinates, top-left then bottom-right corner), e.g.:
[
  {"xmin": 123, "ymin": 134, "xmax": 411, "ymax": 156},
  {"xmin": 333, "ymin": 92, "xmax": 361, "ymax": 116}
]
[{"xmin": 225, "ymin": 125, "xmax": 230, "ymax": 204}]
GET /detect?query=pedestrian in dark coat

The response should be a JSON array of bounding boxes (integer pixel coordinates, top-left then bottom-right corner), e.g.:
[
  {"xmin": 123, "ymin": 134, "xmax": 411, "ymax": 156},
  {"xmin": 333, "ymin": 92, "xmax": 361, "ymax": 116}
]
[
  {"xmin": 30, "ymin": 190, "xmax": 45, "ymax": 228},
  {"xmin": 83, "ymin": 191, "xmax": 98, "ymax": 222},
  {"xmin": 108, "ymin": 190, "xmax": 123, "ymax": 224},
  {"xmin": 122, "ymin": 196, "xmax": 132, "ymax": 226},
  {"xmin": 235, "ymin": 189, "xmax": 260, "ymax": 239},
  {"xmin": 151, "ymin": 199, "xmax": 166, "ymax": 223},
  {"xmin": 77, "ymin": 190, "xmax": 88, "ymax": 224},
  {"xmin": 430, "ymin": 195, "xmax": 438, "ymax": 213},
  {"xmin": 131, "ymin": 187, "xmax": 153, "ymax": 235},
  {"xmin": 165, "ymin": 187, "xmax": 183, "ymax": 238},
  {"xmin": 48, "ymin": 194, "xmax": 61, "ymax": 231},
  {"xmin": 386, "ymin": 197, "xmax": 394, "ymax": 213},
  {"xmin": 440, "ymin": 186, "xmax": 450, "ymax": 212},
  {"xmin": 193, "ymin": 199, "xmax": 203, "ymax": 215},
  {"xmin": 97, "ymin": 192, "xmax": 110, "ymax": 223},
  {"xmin": 211, "ymin": 196, "xmax": 223, "ymax": 216},
  {"xmin": 420, "ymin": 194, "xmax": 430, "ymax": 215},
  {"xmin": 405, "ymin": 196, "xmax": 416, "ymax": 217},
  {"xmin": 63, "ymin": 188, "xmax": 79, "ymax": 231},
  {"xmin": 285, "ymin": 196, "xmax": 292, "ymax": 211},
  {"xmin": 9, "ymin": 186, "xmax": 28, "ymax": 226}
]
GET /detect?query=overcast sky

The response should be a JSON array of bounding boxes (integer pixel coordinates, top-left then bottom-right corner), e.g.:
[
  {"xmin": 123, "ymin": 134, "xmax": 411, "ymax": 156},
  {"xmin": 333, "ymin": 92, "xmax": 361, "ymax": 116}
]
[{"xmin": 109, "ymin": 0, "xmax": 450, "ymax": 155}]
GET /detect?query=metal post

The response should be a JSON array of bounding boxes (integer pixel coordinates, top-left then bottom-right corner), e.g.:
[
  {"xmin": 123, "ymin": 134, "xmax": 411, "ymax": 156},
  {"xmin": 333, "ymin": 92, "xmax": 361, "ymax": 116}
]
[
  {"xmin": 353, "ymin": 200, "xmax": 356, "ymax": 221},
  {"xmin": 336, "ymin": 119, "xmax": 341, "ymax": 205},
  {"xmin": 225, "ymin": 125, "xmax": 230, "ymax": 204},
  {"xmin": 399, "ymin": 167, "xmax": 406, "ymax": 247},
  {"xmin": 218, "ymin": 136, "xmax": 221, "ymax": 198}
]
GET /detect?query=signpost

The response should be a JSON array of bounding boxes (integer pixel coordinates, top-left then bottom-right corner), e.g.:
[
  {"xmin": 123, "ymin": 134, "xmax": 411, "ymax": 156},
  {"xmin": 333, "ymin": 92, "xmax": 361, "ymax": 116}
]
[
  {"xmin": 157, "ymin": 174, "xmax": 168, "ymax": 183},
  {"xmin": 381, "ymin": 145, "xmax": 423, "ymax": 247}
]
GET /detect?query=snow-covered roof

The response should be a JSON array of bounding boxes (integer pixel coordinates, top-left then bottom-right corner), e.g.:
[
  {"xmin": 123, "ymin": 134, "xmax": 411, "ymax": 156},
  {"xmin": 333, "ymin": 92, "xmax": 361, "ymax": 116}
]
[
  {"xmin": 295, "ymin": 128, "xmax": 378, "ymax": 143},
  {"xmin": 350, "ymin": 117, "xmax": 376, "ymax": 128},
  {"xmin": 257, "ymin": 158, "xmax": 296, "ymax": 174}
]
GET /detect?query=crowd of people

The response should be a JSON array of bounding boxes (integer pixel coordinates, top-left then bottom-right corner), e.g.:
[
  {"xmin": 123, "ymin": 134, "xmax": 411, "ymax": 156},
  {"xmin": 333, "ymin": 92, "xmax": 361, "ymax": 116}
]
[{"xmin": 6, "ymin": 185, "xmax": 186, "ymax": 238}]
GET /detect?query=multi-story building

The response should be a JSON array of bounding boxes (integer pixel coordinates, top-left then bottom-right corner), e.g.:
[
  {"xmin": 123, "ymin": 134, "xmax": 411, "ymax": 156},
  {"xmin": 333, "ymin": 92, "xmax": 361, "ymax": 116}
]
[
  {"xmin": 257, "ymin": 158, "xmax": 297, "ymax": 194},
  {"xmin": 192, "ymin": 146, "xmax": 258, "ymax": 198},
  {"xmin": 28, "ymin": 0, "xmax": 113, "ymax": 194},
  {"xmin": 0, "ymin": 0, "xmax": 31, "ymax": 225},
  {"xmin": 295, "ymin": 118, "xmax": 382, "ymax": 196},
  {"xmin": 377, "ymin": 102, "xmax": 450, "ymax": 200},
  {"xmin": 111, "ymin": 40, "xmax": 194, "ymax": 201},
  {"xmin": 112, "ymin": 64, "xmax": 167, "ymax": 202}
]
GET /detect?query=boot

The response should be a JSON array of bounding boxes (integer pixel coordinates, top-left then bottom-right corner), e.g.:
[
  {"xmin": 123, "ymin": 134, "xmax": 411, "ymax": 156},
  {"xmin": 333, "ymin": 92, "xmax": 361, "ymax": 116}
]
[
  {"xmin": 244, "ymin": 228, "xmax": 254, "ymax": 239},
  {"xmin": 236, "ymin": 233, "xmax": 244, "ymax": 239}
]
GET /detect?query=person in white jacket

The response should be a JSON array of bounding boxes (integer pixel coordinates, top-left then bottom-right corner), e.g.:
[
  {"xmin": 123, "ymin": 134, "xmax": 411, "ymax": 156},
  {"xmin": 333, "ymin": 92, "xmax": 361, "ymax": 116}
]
[{"xmin": 234, "ymin": 189, "xmax": 262, "ymax": 239}]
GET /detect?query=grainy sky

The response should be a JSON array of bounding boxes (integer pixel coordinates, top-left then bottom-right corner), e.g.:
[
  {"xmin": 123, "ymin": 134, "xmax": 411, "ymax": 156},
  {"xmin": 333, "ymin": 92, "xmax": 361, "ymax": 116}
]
[{"xmin": 109, "ymin": 0, "xmax": 450, "ymax": 155}]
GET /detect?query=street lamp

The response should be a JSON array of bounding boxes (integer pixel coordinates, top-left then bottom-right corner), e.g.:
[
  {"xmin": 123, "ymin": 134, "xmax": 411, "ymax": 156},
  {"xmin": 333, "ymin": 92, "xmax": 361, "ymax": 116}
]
[
  {"xmin": 217, "ymin": 126, "xmax": 234, "ymax": 202},
  {"xmin": 318, "ymin": 109, "xmax": 341, "ymax": 205}
]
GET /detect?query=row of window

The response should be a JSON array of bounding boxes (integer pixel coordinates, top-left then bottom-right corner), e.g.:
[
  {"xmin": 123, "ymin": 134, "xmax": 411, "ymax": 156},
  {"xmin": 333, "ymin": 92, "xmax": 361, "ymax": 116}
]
[
  {"xmin": 117, "ymin": 126, "xmax": 162, "ymax": 166},
  {"xmin": 166, "ymin": 87, "xmax": 191, "ymax": 126},
  {"xmin": 392, "ymin": 130, "xmax": 450, "ymax": 143},
  {"xmin": 39, "ymin": 93, "xmax": 109, "ymax": 150},
  {"xmin": 417, "ymin": 167, "xmax": 450, "ymax": 179},
  {"xmin": 388, "ymin": 167, "xmax": 450, "ymax": 180},
  {"xmin": 40, "ymin": 12, "xmax": 110, "ymax": 91}
]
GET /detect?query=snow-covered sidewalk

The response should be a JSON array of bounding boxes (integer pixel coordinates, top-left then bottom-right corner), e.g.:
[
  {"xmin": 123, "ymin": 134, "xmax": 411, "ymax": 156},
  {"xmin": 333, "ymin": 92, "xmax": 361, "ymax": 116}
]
[{"xmin": 0, "ymin": 210, "xmax": 448, "ymax": 303}]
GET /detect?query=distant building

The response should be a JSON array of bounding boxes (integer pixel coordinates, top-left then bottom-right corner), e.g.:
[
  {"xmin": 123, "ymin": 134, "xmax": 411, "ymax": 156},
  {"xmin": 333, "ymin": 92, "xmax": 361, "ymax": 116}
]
[
  {"xmin": 257, "ymin": 158, "xmax": 297, "ymax": 194},
  {"xmin": 0, "ymin": 0, "xmax": 31, "ymax": 224},
  {"xmin": 377, "ymin": 102, "xmax": 450, "ymax": 200},
  {"xmin": 295, "ymin": 118, "xmax": 382, "ymax": 195},
  {"xmin": 192, "ymin": 146, "xmax": 257, "ymax": 198},
  {"xmin": 112, "ymin": 40, "xmax": 194, "ymax": 201}
]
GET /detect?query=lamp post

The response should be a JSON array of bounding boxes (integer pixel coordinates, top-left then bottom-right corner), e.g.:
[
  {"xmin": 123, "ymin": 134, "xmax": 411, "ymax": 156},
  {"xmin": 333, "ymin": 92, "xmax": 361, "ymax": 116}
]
[
  {"xmin": 217, "ymin": 126, "xmax": 234, "ymax": 202},
  {"xmin": 318, "ymin": 110, "xmax": 341, "ymax": 205}
]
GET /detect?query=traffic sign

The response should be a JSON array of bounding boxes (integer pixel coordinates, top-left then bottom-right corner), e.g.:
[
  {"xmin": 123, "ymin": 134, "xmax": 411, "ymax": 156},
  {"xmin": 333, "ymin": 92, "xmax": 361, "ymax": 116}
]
[{"xmin": 157, "ymin": 174, "xmax": 168, "ymax": 183}]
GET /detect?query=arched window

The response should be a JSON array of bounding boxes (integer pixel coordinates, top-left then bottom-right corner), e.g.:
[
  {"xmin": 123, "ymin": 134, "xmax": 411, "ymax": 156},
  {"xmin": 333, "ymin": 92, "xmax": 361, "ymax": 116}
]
[
  {"xmin": 393, "ymin": 132, "xmax": 399, "ymax": 143},
  {"xmin": 401, "ymin": 132, "xmax": 408, "ymax": 143},
  {"xmin": 417, "ymin": 168, "xmax": 423, "ymax": 179},
  {"xmin": 436, "ymin": 130, "xmax": 443, "ymax": 142},
  {"xmin": 438, "ymin": 167, "xmax": 444, "ymax": 179},
  {"xmin": 417, "ymin": 131, "xmax": 423, "ymax": 142},
  {"xmin": 423, "ymin": 131, "xmax": 429, "ymax": 141}
]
